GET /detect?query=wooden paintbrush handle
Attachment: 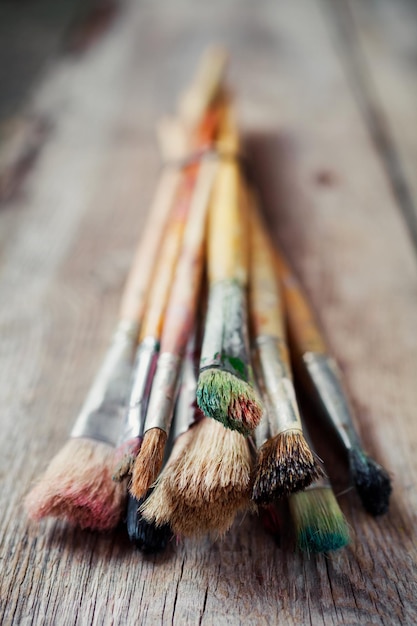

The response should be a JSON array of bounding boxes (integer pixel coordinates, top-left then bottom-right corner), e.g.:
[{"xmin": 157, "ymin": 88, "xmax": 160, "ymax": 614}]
[
  {"xmin": 207, "ymin": 105, "xmax": 247, "ymax": 285},
  {"xmin": 162, "ymin": 156, "xmax": 218, "ymax": 355},
  {"xmin": 139, "ymin": 167, "xmax": 196, "ymax": 340},
  {"xmin": 248, "ymin": 193, "xmax": 286, "ymax": 340},
  {"xmin": 119, "ymin": 165, "xmax": 182, "ymax": 325},
  {"xmin": 207, "ymin": 159, "xmax": 248, "ymax": 284},
  {"xmin": 274, "ymin": 251, "xmax": 327, "ymax": 356},
  {"xmin": 179, "ymin": 46, "xmax": 228, "ymax": 129}
]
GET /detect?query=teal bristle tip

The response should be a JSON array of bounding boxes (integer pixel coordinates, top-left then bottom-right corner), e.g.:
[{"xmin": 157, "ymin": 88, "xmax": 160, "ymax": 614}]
[
  {"xmin": 289, "ymin": 487, "xmax": 350, "ymax": 554},
  {"xmin": 196, "ymin": 369, "xmax": 262, "ymax": 436}
]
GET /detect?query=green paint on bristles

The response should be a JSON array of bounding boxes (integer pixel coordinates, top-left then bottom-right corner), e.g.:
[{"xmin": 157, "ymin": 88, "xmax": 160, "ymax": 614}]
[
  {"xmin": 196, "ymin": 369, "xmax": 261, "ymax": 436},
  {"xmin": 289, "ymin": 487, "xmax": 350, "ymax": 554}
]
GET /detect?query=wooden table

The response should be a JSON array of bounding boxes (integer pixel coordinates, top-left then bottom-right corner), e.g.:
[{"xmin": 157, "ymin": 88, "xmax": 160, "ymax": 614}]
[{"xmin": 1, "ymin": 0, "xmax": 416, "ymax": 623}]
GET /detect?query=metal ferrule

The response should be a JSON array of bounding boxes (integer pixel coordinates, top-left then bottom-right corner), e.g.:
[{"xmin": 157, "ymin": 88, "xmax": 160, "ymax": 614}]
[
  {"xmin": 222, "ymin": 281, "xmax": 251, "ymax": 381},
  {"xmin": 200, "ymin": 279, "xmax": 250, "ymax": 381},
  {"xmin": 302, "ymin": 352, "xmax": 359, "ymax": 451},
  {"xmin": 70, "ymin": 319, "xmax": 139, "ymax": 446},
  {"xmin": 173, "ymin": 348, "xmax": 198, "ymax": 440},
  {"xmin": 256, "ymin": 335, "xmax": 302, "ymax": 436},
  {"xmin": 251, "ymin": 361, "xmax": 271, "ymax": 448},
  {"xmin": 119, "ymin": 336, "xmax": 159, "ymax": 444},
  {"xmin": 199, "ymin": 281, "xmax": 224, "ymax": 371},
  {"xmin": 144, "ymin": 352, "xmax": 182, "ymax": 433},
  {"xmin": 254, "ymin": 408, "xmax": 271, "ymax": 449}
]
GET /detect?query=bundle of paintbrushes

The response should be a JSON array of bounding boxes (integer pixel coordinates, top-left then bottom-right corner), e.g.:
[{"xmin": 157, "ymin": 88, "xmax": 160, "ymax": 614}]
[{"xmin": 26, "ymin": 48, "xmax": 391, "ymax": 557}]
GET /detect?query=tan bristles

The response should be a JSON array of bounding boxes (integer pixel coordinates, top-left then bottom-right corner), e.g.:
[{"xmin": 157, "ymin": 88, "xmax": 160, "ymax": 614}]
[
  {"xmin": 141, "ymin": 417, "xmax": 254, "ymax": 537},
  {"xmin": 169, "ymin": 500, "xmax": 242, "ymax": 538},
  {"xmin": 139, "ymin": 428, "xmax": 195, "ymax": 526},
  {"xmin": 25, "ymin": 439, "xmax": 126, "ymax": 531},
  {"xmin": 169, "ymin": 418, "xmax": 252, "ymax": 504},
  {"xmin": 252, "ymin": 431, "xmax": 324, "ymax": 503},
  {"xmin": 130, "ymin": 428, "xmax": 168, "ymax": 499}
]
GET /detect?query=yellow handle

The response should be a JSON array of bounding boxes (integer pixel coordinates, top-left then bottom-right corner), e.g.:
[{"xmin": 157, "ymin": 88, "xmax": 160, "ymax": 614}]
[
  {"xmin": 206, "ymin": 105, "xmax": 247, "ymax": 284},
  {"xmin": 274, "ymin": 251, "xmax": 327, "ymax": 355},
  {"xmin": 248, "ymin": 192, "xmax": 286, "ymax": 340}
]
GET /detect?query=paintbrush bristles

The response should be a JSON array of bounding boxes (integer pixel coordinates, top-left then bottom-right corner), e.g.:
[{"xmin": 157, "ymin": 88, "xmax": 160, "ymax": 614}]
[
  {"xmin": 168, "ymin": 417, "xmax": 252, "ymax": 502},
  {"xmin": 252, "ymin": 432, "xmax": 324, "ymax": 503},
  {"xmin": 126, "ymin": 492, "xmax": 172, "ymax": 553},
  {"xmin": 289, "ymin": 487, "xmax": 350, "ymax": 553},
  {"xmin": 197, "ymin": 369, "xmax": 262, "ymax": 435},
  {"xmin": 130, "ymin": 428, "xmax": 167, "ymax": 499},
  {"xmin": 25, "ymin": 439, "xmax": 126, "ymax": 531},
  {"xmin": 141, "ymin": 417, "xmax": 253, "ymax": 537},
  {"xmin": 349, "ymin": 448, "xmax": 392, "ymax": 516}
]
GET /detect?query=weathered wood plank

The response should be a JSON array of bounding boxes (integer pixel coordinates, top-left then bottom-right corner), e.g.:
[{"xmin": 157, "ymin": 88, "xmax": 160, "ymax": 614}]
[
  {"xmin": 0, "ymin": 1, "xmax": 416, "ymax": 624},
  {"xmin": 322, "ymin": 0, "xmax": 417, "ymax": 253}
]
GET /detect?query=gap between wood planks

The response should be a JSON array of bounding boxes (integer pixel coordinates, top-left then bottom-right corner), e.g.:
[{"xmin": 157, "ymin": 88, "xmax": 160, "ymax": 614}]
[{"xmin": 321, "ymin": 0, "xmax": 417, "ymax": 258}]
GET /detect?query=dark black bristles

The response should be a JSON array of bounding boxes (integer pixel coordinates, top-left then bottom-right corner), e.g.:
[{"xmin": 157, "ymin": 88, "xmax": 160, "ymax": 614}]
[
  {"xmin": 126, "ymin": 492, "xmax": 173, "ymax": 553},
  {"xmin": 348, "ymin": 448, "xmax": 392, "ymax": 516}
]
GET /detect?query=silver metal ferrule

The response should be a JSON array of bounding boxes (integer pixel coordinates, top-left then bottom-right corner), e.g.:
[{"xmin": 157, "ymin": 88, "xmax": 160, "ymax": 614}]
[
  {"xmin": 252, "ymin": 355, "xmax": 271, "ymax": 448},
  {"xmin": 200, "ymin": 279, "xmax": 250, "ymax": 381},
  {"xmin": 119, "ymin": 336, "xmax": 159, "ymax": 443},
  {"xmin": 144, "ymin": 352, "xmax": 182, "ymax": 432},
  {"xmin": 173, "ymin": 349, "xmax": 198, "ymax": 440},
  {"xmin": 256, "ymin": 335, "xmax": 302, "ymax": 436},
  {"xmin": 302, "ymin": 352, "xmax": 359, "ymax": 451},
  {"xmin": 70, "ymin": 319, "xmax": 139, "ymax": 445},
  {"xmin": 199, "ymin": 281, "xmax": 225, "ymax": 371}
]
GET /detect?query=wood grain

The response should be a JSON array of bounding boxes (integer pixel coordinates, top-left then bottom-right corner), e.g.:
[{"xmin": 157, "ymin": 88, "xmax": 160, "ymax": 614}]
[
  {"xmin": 0, "ymin": 1, "xmax": 416, "ymax": 624},
  {"xmin": 322, "ymin": 0, "xmax": 417, "ymax": 253}
]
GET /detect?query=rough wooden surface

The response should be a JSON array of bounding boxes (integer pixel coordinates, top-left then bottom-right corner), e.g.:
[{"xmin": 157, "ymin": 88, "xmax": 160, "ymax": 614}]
[{"xmin": 0, "ymin": 1, "xmax": 416, "ymax": 624}]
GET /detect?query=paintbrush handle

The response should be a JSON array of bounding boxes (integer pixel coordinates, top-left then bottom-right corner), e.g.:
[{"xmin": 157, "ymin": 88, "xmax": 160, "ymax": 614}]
[
  {"xmin": 143, "ymin": 158, "xmax": 217, "ymax": 434},
  {"xmin": 161, "ymin": 156, "xmax": 218, "ymax": 355},
  {"xmin": 119, "ymin": 166, "xmax": 182, "ymax": 325},
  {"xmin": 302, "ymin": 352, "xmax": 361, "ymax": 450},
  {"xmin": 274, "ymin": 251, "xmax": 327, "ymax": 356},
  {"xmin": 207, "ymin": 107, "xmax": 247, "ymax": 284},
  {"xmin": 140, "ymin": 104, "xmax": 222, "ymax": 341},
  {"xmin": 179, "ymin": 46, "xmax": 228, "ymax": 129},
  {"xmin": 248, "ymin": 194, "xmax": 286, "ymax": 340},
  {"xmin": 139, "ymin": 170, "xmax": 194, "ymax": 340},
  {"xmin": 207, "ymin": 159, "xmax": 247, "ymax": 283},
  {"xmin": 274, "ymin": 252, "xmax": 360, "ymax": 449}
]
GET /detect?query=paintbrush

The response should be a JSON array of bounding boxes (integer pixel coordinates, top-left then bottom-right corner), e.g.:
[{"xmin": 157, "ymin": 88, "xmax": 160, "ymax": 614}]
[
  {"xmin": 130, "ymin": 149, "xmax": 218, "ymax": 499},
  {"xmin": 140, "ymin": 306, "xmax": 254, "ymax": 539},
  {"xmin": 141, "ymin": 418, "xmax": 253, "ymax": 538},
  {"xmin": 196, "ymin": 106, "xmax": 262, "ymax": 436},
  {"xmin": 247, "ymin": 192, "xmax": 323, "ymax": 503},
  {"xmin": 288, "ymin": 424, "xmax": 350, "ymax": 554},
  {"xmin": 142, "ymin": 330, "xmax": 254, "ymax": 538},
  {"xmin": 153, "ymin": 416, "xmax": 254, "ymax": 538},
  {"xmin": 25, "ymin": 155, "xmax": 181, "ymax": 531},
  {"xmin": 113, "ymin": 111, "xmax": 218, "ymax": 482},
  {"xmin": 275, "ymin": 251, "xmax": 392, "ymax": 516},
  {"xmin": 126, "ymin": 318, "xmax": 202, "ymax": 551}
]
